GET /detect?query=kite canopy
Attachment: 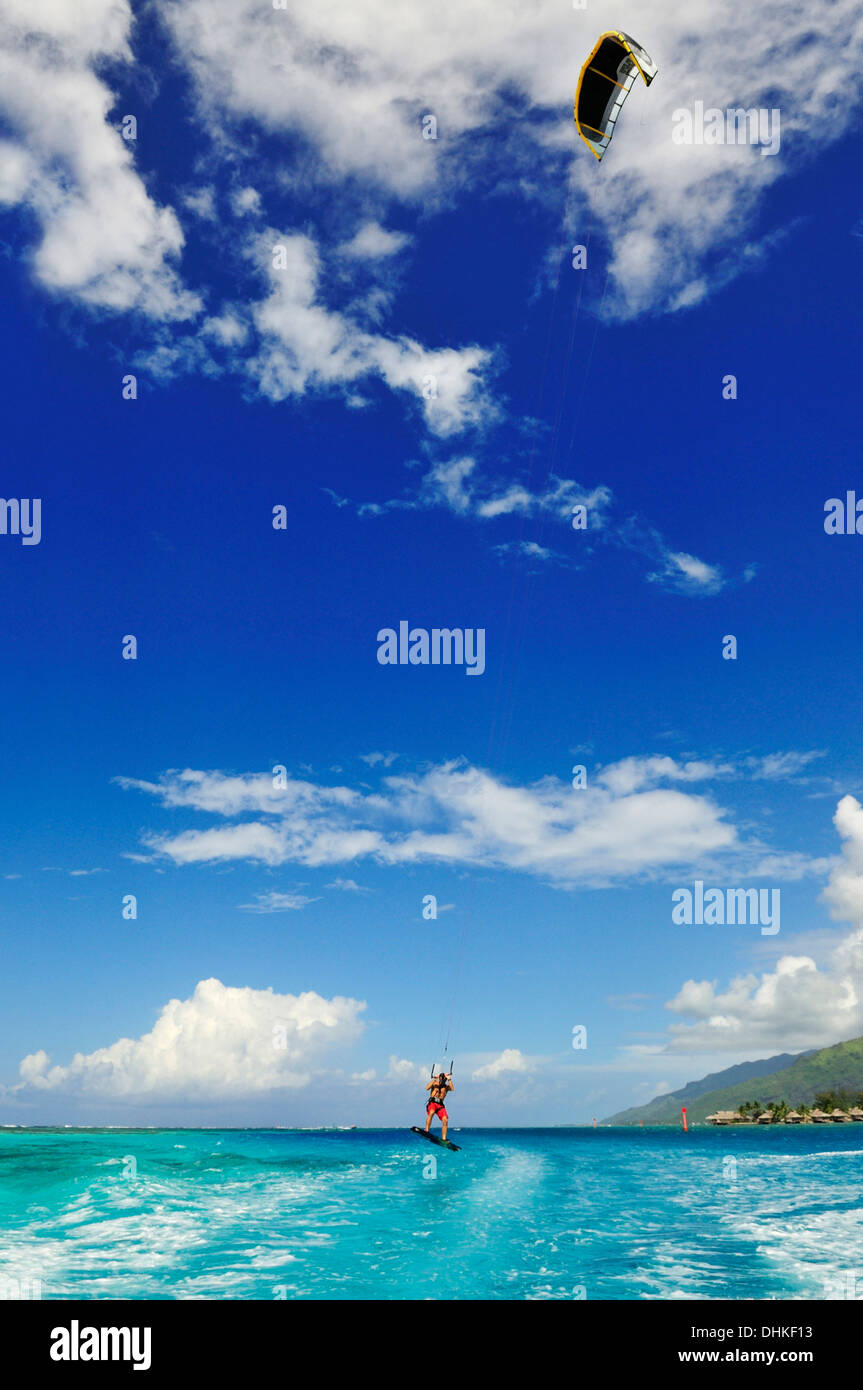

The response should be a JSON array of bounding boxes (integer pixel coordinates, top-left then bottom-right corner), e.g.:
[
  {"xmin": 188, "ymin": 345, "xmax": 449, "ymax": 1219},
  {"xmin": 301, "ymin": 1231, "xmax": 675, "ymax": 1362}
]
[{"xmin": 575, "ymin": 31, "xmax": 657, "ymax": 161}]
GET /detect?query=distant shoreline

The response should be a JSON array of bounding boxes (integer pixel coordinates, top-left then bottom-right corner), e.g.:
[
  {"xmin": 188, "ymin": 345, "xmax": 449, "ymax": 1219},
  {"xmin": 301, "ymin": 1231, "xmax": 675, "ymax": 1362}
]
[{"xmin": 3, "ymin": 1121, "xmax": 862, "ymax": 1133}]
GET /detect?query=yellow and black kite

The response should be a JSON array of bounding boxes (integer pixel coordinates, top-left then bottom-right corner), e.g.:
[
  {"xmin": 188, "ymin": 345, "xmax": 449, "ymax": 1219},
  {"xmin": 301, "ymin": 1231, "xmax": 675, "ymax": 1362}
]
[{"xmin": 575, "ymin": 31, "xmax": 658, "ymax": 161}]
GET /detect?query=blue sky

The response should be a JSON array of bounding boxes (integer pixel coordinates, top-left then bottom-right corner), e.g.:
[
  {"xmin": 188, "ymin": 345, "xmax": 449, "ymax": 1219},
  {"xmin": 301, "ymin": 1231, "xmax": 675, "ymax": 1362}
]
[{"xmin": 2, "ymin": 0, "xmax": 863, "ymax": 1125}]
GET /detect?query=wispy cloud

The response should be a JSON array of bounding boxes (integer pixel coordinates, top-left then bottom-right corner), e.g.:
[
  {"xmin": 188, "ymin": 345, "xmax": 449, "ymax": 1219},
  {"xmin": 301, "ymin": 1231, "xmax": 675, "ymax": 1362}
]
[
  {"xmin": 330, "ymin": 457, "xmax": 739, "ymax": 593},
  {"xmin": 116, "ymin": 753, "xmax": 828, "ymax": 891},
  {"xmin": 237, "ymin": 890, "xmax": 319, "ymax": 913},
  {"xmin": 359, "ymin": 752, "xmax": 399, "ymax": 768}
]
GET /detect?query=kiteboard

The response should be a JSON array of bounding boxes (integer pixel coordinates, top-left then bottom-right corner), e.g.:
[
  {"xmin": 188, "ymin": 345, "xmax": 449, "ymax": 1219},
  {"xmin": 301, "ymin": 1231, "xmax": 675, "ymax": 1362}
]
[{"xmin": 410, "ymin": 1126, "xmax": 461, "ymax": 1152}]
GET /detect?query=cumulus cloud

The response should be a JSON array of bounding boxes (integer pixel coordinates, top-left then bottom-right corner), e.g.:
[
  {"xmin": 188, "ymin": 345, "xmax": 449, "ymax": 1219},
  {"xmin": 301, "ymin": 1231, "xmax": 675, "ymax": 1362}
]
[
  {"xmin": 340, "ymin": 221, "xmax": 410, "ymax": 259},
  {"xmin": 472, "ymin": 1049, "xmax": 531, "ymax": 1081},
  {"xmin": 246, "ymin": 232, "xmax": 494, "ymax": 436},
  {"xmin": 9, "ymin": 1, "xmax": 847, "ymax": 335},
  {"xmin": 596, "ymin": 756, "xmax": 734, "ymax": 797},
  {"xmin": 0, "ymin": 0, "xmax": 199, "ymax": 317},
  {"xmin": 664, "ymin": 948, "xmax": 861, "ymax": 1055},
  {"xmin": 0, "ymin": 0, "xmax": 856, "ymax": 518},
  {"xmin": 117, "ymin": 755, "xmax": 747, "ymax": 888},
  {"xmin": 155, "ymin": 0, "xmax": 863, "ymax": 318},
  {"xmin": 822, "ymin": 795, "xmax": 863, "ymax": 925},
  {"xmin": 5, "ymin": 0, "xmax": 843, "ymax": 500},
  {"xmin": 0, "ymin": 12, "xmax": 496, "ymax": 438},
  {"xmin": 231, "ymin": 186, "xmax": 262, "ymax": 217},
  {"xmin": 15, "ymin": 978, "xmax": 366, "ymax": 1101},
  {"xmin": 662, "ymin": 797, "xmax": 863, "ymax": 1054},
  {"xmin": 386, "ymin": 1055, "xmax": 427, "ymax": 1082}
]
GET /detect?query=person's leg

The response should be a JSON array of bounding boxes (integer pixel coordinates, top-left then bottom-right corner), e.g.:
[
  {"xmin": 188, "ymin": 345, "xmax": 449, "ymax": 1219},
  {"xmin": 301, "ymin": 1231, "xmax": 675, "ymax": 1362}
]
[
  {"xmin": 441, "ymin": 1110, "xmax": 449, "ymax": 1141},
  {"xmin": 424, "ymin": 1104, "xmax": 434, "ymax": 1132}
]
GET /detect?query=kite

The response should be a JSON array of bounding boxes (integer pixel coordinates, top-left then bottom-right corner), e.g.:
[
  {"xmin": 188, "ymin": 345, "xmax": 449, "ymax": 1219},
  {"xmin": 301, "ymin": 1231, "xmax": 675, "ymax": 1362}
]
[{"xmin": 575, "ymin": 31, "xmax": 658, "ymax": 161}]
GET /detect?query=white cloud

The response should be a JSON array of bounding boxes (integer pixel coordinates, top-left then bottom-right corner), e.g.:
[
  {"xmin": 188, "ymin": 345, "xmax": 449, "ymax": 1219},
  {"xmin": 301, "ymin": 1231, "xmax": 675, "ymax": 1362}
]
[
  {"xmin": 661, "ymin": 796, "xmax": 863, "ymax": 1053},
  {"xmin": 359, "ymin": 751, "xmax": 399, "ymax": 768},
  {"xmin": 237, "ymin": 890, "xmax": 319, "ymax": 912},
  {"xmin": 746, "ymin": 751, "xmax": 826, "ymax": 781},
  {"xmin": 325, "ymin": 878, "xmax": 371, "ymax": 894},
  {"xmin": 820, "ymin": 795, "xmax": 863, "ymax": 925},
  {"xmin": 472, "ymin": 1048, "xmax": 530, "ymax": 1081},
  {"xmin": 15, "ymin": 978, "xmax": 366, "ymax": 1101},
  {"xmin": 231, "ymin": 186, "xmax": 262, "ymax": 217},
  {"xmin": 118, "ymin": 755, "xmax": 745, "ymax": 888},
  {"xmin": 202, "ymin": 312, "xmax": 249, "ymax": 347},
  {"xmin": 182, "ymin": 186, "xmax": 217, "ymax": 221},
  {"xmin": 597, "ymin": 756, "xmax": 734, "ymax": 796},
  {"xmin": 340, "ymin": 221, "xmax": 410, "ymax": 259},
  {"xmin": 647, "ymin": 551, "xmax": 725, "ymax": 596},
  {"xmin": 155, "ymin": 0, "xmax": 862, "ymax": 319},
  {"xmin": 0, "ymin": 0, "xmax": 855, "ymax": 479},
  {"xmin": 0, "ymin": 0, "xmax": 199, "ymax": 317},
  {"xmin": 5, "ymin": 0, "xmax": 841, "ymax": 488},
  {"xmin": 247, "ymin": 232, "xmax": 493, "ymax": 436},
  {"xmin": 347, "ymin": 459, "xmax": 732, "ymax": 592},
  {"xmin": 356, "ymin": 457, "xmax": 612, "ymax": 526},
  {"xmin": 386, "ymin": 1055, "xmax": 427, "ymax": 1082},
  {"xmin": 494, "ymin": 540, "xmax": 559, "ymax": 564}
]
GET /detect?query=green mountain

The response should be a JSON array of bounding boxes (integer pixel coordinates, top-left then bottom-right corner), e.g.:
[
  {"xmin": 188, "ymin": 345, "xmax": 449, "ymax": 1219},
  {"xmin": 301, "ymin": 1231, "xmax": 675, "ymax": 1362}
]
[{"xmin": 603, "ymin": 1035, "xmax": 863, "ymax": 1125}]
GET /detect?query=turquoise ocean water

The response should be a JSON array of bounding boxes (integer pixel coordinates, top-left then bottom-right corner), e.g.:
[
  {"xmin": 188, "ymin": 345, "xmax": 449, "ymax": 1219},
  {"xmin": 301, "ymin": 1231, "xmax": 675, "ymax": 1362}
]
[{"xmin": 0, "ymin": 1127, "xmax": 861, "ymax": 1300}]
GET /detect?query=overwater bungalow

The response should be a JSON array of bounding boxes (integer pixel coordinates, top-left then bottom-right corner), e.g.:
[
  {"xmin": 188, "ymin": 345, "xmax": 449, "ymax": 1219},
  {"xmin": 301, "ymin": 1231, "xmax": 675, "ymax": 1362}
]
[{"xmin": 706, "ymin": 1103, "xmax": 859, "ymax": 1126}]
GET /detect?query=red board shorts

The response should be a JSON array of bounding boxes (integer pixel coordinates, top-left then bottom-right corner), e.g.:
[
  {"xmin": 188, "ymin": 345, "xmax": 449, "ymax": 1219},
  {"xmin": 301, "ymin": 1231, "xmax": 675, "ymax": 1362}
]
[{"xmin": 427, "ymin": 1101, "xmax": 448, "ymax": 1120}]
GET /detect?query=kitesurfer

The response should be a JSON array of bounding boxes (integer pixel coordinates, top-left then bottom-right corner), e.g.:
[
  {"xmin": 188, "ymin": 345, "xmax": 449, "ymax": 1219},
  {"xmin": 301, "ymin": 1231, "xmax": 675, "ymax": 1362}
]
[{"xmin": 424, "ymin": 1071, "xmax": 453, "ymax": 1141}]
